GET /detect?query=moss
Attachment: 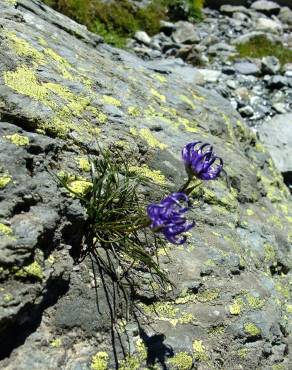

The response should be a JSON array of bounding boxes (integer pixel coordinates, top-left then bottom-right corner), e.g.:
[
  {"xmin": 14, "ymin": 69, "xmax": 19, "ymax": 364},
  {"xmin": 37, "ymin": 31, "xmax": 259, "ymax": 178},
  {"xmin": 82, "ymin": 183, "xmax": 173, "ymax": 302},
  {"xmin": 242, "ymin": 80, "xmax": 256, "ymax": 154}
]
[
  {"xmin": 234, "ymin": 35, "xmax": 292, "ymax": 67},
  {"xmin": 50, "ymin": 338, "xmax": 62, "ymax": 348},
  {"xmin": 244, "ymin": 323, "xmax": 261, "ymax": 337},
  {"xmin": 129, "ymin": 165, "xmax": 166, "ymax": 185},
  {"xmin": 101, "ymin": 95, "xmax": 122, "ymax": 107},
  {"xmin": 0, "ymin": 175, "xmax": 12, "ymax": 189},
  {"xmin": 168, "ymin": 352, "xmax": 193, "ymax": 370},
  {"xmin": 229, "ymin": 298, "xmax": 244, "ymax": 315},
  {"xmin": 4, "ymin": 133, "xmax": 29, "ymax": 146},
  {"xmin": 15, "ymin": 261, "xmax": 43, "ymax": 280},
  {"xmin": 77, "ymin": 157, "xmax": 91, "ymax": 172},
  {"xmin": 264, "ymin": 244, "xmax": 276, "ymax": 263},
  {"xmin": 0, "ymin": 223, "xmax": 13, "ymax": 236},
  {"xmin": 193, "ymin": 340, "xmax": 208, "ymax": 362},
  {"xmin": 246, "ymin": 295, "xmax": 265, "ymax": 310},
  {"xmin": 139, "ymin": 128, "xmax": 167, "ymax": 150},
  {"xmin": 91, "ymin": 352, "xmax": 109, "ymax": 370},
  {"xmin": 150, "ymin": 88, "xmax": 166, "ymax": 103}
]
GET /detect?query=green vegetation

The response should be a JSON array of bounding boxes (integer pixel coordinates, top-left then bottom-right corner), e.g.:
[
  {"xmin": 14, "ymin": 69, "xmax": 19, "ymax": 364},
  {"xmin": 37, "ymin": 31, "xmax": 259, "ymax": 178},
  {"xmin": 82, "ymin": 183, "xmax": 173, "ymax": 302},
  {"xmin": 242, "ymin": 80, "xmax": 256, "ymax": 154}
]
[
  {"xmin": 235, "ymin": 35, "xmax": 292, "ymax": 66},
  {"xmin": 43, "ymin": 0, "xmax": 204, "ymax": 47}
]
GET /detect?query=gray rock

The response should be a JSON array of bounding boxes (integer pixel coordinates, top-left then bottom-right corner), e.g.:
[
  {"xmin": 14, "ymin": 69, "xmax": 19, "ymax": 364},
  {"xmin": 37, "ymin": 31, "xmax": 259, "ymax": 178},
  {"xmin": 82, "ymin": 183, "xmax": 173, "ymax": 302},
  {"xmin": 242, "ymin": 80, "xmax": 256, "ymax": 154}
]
[
  {"xmin": 256, "ymin": 17, "xmax": 283, "ymax": 33},
  {"xmin": 238, "ymin": 105, "xmax": 254, "ymax": 117},
  {"xmin": 196, "ymin": 68, "xmax": 221, "ymax": 82},
  {"xmin": 261, "ymin": 56, "xmax": 281, "ymax": 75},
  {"xmin": 172, "ymin": 21, "xmax": 200, "ymax": 44},
  {"xmin": 251, "ymin": 0, "xmax": 281, "ymax": 16},
  {"xmin": 234, "ymin": 61, "xmax": 261, "ymax": 75},
  {"xmin": 267, "ymin": 75, "xmax": 289, "ymax": 89},
  {"xmin": 259, "ymin": 113, "xmax": 292, "ymax": 172},
  {"xmin": 273, "ymin": 102, "xmax": 288, "ymax": 113},
  {"xmin": 278, "ymin": 6, "xmax": 292, "ymax": 26},
  {"xmin": 134, "ymin": 31, "xmax": 151, "ymax": 46}
]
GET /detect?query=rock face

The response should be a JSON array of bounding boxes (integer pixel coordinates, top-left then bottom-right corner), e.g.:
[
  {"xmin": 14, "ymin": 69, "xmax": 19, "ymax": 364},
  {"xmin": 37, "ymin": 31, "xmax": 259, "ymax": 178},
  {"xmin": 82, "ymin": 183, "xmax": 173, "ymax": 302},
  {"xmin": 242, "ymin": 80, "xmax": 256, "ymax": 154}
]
[{"xmin": 0, "ymin": 1, "xmax": 291, "ymax": 369}]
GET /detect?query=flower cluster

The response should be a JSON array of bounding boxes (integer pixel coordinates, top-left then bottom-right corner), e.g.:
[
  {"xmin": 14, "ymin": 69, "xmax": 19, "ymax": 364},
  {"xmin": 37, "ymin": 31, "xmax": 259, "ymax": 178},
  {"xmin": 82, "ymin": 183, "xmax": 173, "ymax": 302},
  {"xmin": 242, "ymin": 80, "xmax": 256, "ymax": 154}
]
[{"xmin": 147, "ymin": 141, "xmax": 223, "ymax": 244}]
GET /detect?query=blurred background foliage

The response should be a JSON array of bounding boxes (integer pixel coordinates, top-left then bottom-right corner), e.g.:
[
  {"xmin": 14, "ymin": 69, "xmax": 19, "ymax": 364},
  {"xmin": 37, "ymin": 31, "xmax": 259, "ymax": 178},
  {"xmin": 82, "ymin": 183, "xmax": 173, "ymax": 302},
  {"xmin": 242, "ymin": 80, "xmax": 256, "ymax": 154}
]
[{"xmin": 43, "ymin": 0, "xmax": 205, "ymax": 47}]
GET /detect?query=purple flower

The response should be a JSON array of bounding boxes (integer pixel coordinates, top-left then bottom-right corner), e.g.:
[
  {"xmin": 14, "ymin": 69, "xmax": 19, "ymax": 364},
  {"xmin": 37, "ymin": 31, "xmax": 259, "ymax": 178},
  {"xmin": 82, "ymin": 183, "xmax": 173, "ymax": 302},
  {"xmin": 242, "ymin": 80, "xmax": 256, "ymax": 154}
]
[
  {"xmin": 147, "ymin": 192, "xmax": 194, "ymax": 245},
  {"xmin": 182, "ymin": 141, "xmax": 223, "ymax": 180}
]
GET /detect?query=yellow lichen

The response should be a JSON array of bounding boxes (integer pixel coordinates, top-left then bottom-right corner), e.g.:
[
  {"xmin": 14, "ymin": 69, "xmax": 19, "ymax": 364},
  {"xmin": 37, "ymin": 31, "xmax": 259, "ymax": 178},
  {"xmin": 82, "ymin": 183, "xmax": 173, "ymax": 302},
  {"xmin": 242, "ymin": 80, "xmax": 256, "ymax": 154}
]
[
  {"xmin": 76, "ymin": 157, "xmax": 91, "ymax": 172},
  {"xmin": 150, "ymin": 88, "xmax": 166, "ymax": 103},
  {"xmin": 119, "ymin": 338, "xmax": 147, "ymax": 370},
  {"xmin": 246, "ymin": 295, "xmax": 265, "ymax": 310},
  {"xmin": 229, "ymin": 298, "xmax": 244, "ymax": 315},
  {"xmin": 3, "ymin": 293, "xmax": 13, "ymax": 302},
  {"xmin": 50, "ymin": 338, "xmax": 62, "ymax": 348},
  {"xmin": 129, "ymin": 165, "xmax": 166, "ymax": 185},
  {"xmin": 168, "ymin": 352, "xmax": 193, "ymax": 370},
  {"xmin": 91, "ymin": 352, "xmax": 109, "ymax": 370},
  {"xmin": 196, "ymin": 289, "xmax": 219, "ymax": 303},
  {"xmin": 0, "ymin": 223, "xmax": 13, "ymax": 236},
  {"xmin": 5, "ymin": 0, "xmax": 17, "ymax": 5},
  {"xmin": 102, "ymin": 95, "xmax": 122, "ymax": 107},
  {"xmin": 15, "ymin": 261, "xmax": 43, "ymax": 280},
  {"xmin": 264, "ymin": 244, "xmax": 276, "ymax": 262},
  {"xmin": 180, "ymin": 95, "xmax": 196, "ymax": 110},
  {"xmin": 246, "ymin": 209, "xmax": 254, "ymax": 216},
  {"xmin": 244, "ymin": 323, "xmax": 261, "ymax": 336},
  {"xmin": 153, "ymin": 74, "xmax": 167, "ymax": 83},
  {"xmin": 238, "ymin": 348, "xmax": 248, "ymax": 358},
  {"xmin": 68, "ymin": 180, "xmax": 92, "ymax": 196},
  {"xmin": 193, "ymin": 340, "xmax": 208, "ymax": 361},
  {"xmin": 139, "ymin": 128, "xmax": 167, "ymax": 150},
  {"xmin": 0, "ymin": 175, "xmax": 12, "ymax": 189},
  {"xmin": 286, "ymin": 304, "xmax": 292, "ymax": 313},
  {"xmin": 44, "ymin": 48, "xmax": 73, "ymax": 80},
  {"xmin": 5, "ymin": 32, "xmax": 45, "ymax": 64},
  {"xmin": 4, "ymin": 133, "xmax": 29, "ymax": 146},
  {"xmin": 128, "ymin": 106, "xmax": 141, "ymax": 117}
]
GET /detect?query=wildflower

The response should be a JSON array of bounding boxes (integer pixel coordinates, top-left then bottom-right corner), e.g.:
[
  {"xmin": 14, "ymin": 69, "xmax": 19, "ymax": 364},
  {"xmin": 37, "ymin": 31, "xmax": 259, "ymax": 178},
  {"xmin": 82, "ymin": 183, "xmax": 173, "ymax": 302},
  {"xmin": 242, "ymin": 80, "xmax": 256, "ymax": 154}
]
[
  {"xmin": 182, "ymin": 141, "xmax": 223, "ymax": 180},
  {"xmin": 147, "ymin": 192, "xmax": 194, "ymax": 244}
]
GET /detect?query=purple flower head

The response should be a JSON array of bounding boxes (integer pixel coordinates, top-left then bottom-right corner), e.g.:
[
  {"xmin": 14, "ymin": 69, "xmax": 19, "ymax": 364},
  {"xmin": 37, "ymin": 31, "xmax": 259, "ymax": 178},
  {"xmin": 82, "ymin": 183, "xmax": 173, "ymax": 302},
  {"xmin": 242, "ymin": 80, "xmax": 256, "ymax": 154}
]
[
  {"xmin": 182, "ymin": 141, "xmax": 223, "ymax": 180},
  {"xmin": 147, "ymin": 192, "xmax": 194, "ymax": 245}
]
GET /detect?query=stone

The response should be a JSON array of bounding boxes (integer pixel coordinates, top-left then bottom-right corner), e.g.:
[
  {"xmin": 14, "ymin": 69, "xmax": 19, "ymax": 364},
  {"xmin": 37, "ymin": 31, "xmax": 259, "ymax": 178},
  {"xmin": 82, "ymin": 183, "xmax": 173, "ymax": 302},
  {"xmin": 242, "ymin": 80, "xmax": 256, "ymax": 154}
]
[
  {"xmin": 267, "ymin": 75, "xmax": 289, "ymax": 89},
  {"xmin": 256, "ymin": 17, "xmax": 283, "ymax": 33},
  {"xmin": 238, "ymin": 105, "xmax": 254, "ymax": 117},
  {"xmin": 259, "ymin": 113, "xmax": 292, "ymax": 172},
  {"xmin": 220, "ymin": 5, "xmax": 249, "ymax": 15},
  {"xmin": 234, "ymin": 61, "xmax": 261, "ymax": 75},
  {"xmin": 134, "ymin": 31, "xmax": 151, "ymax": 46},
  {"xmin": 278, "ymin": 6, "xmax": 292, "ymax": 26},
  {"xmin": 172, "ymin": 21, "xmax": 200, "ymax": 44},
  {"xmin": 261, "ymin": 56, "xmax": 281, "ymax": 75},
  {"xmin": 196, "ymin": 69, "xmax": 221, "ymax": 82},
  {"xmin": 159, "ymin": 20, "xmax": 176, "ymax": 36},
  {"xmin": 251, "ymin": 0, "xmax": 281, "ymax": 16},
  {"xmin": 272, "ymin": 102, "xmax": 287, "ymax": 113}
]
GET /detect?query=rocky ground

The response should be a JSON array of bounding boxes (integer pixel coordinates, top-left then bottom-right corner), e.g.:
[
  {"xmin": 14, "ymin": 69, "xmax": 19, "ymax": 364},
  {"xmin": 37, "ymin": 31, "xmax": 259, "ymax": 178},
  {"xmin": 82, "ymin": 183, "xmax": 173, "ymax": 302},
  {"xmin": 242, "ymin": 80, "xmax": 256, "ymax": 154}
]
[
  {"xmin": 0, "ymin": 1, "xmax": 291, "ymax": 369},
  {"xmin": 129, "ymin": 0, "xmax": 292, "ymax": 190}
]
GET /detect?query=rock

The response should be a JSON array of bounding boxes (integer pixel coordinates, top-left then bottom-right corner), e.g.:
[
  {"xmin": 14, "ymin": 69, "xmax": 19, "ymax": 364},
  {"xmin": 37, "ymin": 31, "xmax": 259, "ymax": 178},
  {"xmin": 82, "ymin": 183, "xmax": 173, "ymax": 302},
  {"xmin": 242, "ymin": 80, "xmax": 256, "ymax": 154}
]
[
  {"xmin": 208, "ymin": 42, "xmax": 236, "ymax": 55},
  {"xmin": 159, "ymin": 20, "xmax": 176, "ymax": 36},
  {"xmin": 220, "ymin": 5, "xmax": 249, "ymax": 15},
  {"xmin": 267, "ymin": 75, "xmax": 289, "ymax": 89},
  {"xmin": 251, "ymin": 0, "xmax": 281, "ymax": 16},
  {"xmin": 261, "ymin": 56, "xmax": 281, "ymax": 75},
  {"xmin": 278, "ymin": 6, "xmax": 292, "ymax": 26},
  {"xmin": 232, "ymin": 31, "xmax": 279, "ymax": 44},
  {"xmin": 134, "ymin": 31, "xmax": 151, "ymax": 46},
  {"xmin": 256, "ymin": 17, "xmax": 283, "ymax": 33},
  {"xmin": 259, "ymin": 113, "xmax": 292, "ymax": 172},
  {"xmin": 272, "ymin": 102, "xmax": 288, "ymax": 113},
  {"xmin": 234, "ymin": 61, "xmax": 261, "ymax": 75},
  {"xmin": 238, "ymin": 105, "xmax": 254, "ymax": 117},
  {"xmin": 196, "ymin": 69, "xmax": 222, "ymax": 82},
  {"xmin": 172, "ymin": 21, "xmax": 200, "ymax": 44}
]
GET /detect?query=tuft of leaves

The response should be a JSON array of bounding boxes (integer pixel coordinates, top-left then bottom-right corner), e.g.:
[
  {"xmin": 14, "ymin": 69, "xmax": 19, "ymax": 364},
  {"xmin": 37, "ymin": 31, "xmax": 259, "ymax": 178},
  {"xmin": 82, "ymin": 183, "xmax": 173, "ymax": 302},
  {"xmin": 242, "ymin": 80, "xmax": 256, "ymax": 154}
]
[{"xmin": 57, "ymin": 147, "xmax": 171, "ymax": 288}]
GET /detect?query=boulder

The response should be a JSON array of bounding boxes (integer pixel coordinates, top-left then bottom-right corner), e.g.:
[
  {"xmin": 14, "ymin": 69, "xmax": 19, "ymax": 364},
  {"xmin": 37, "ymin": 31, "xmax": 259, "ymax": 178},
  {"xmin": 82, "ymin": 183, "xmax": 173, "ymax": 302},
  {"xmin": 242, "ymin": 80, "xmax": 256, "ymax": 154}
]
[
  {"xmin": 259, "ymin": 113, "xmax": 292, "ymax": 172},
  {"xmin": 172, "ymin": 21, "xmax": 200, "ymax": 44},
  {"xmin": 250, "ymin": 0, "xmax": 281, "ymax": 16},
  {"xmin": 256, "ymin": 17, "xmax": 283, "ymax": 33}
]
